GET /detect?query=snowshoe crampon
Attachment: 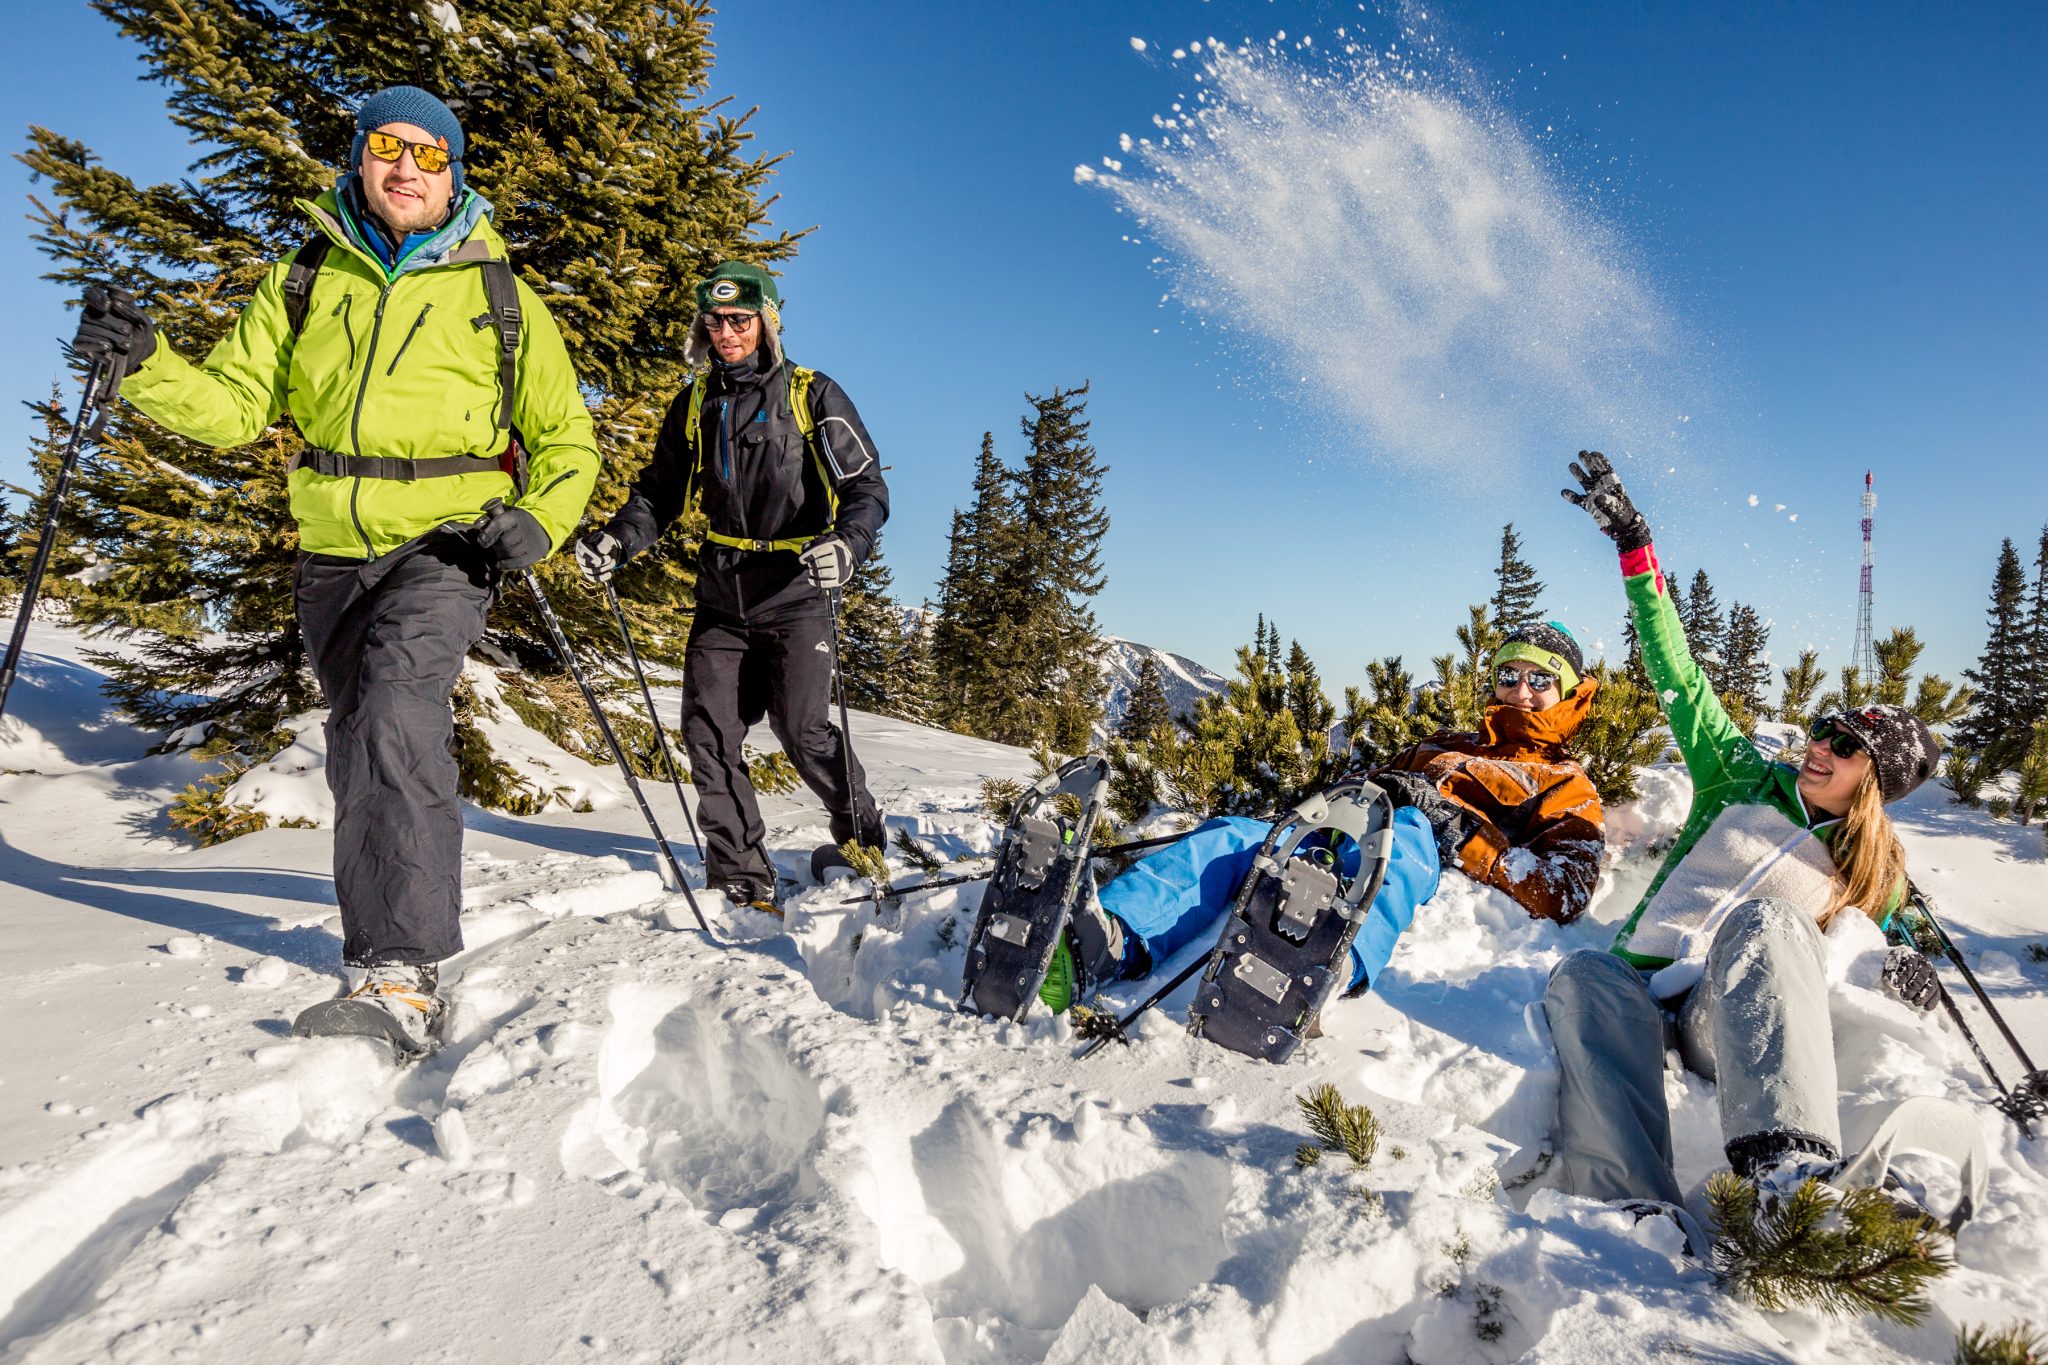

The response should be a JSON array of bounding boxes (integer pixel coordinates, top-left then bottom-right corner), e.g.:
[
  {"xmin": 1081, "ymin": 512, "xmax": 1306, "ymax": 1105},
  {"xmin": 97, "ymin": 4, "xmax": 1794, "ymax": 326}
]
[
  {"xmin": 292, "ymin": 979, "xmax": 445, "ymax": 1061},
  {"xmin": 959, "ymin": 755, "xmax": 1109, "ymax": 1022},
  {"xmin": 1186, "ymin": 777, "xmax": 1395, "ymax": 1064}
]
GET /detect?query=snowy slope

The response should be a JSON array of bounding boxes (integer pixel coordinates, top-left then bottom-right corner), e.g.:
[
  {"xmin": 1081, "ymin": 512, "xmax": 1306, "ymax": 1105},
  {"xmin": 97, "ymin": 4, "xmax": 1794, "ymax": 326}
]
[{"xmin": 2, "ymin": 622, "xmax": 2047, "ymax": 1364}]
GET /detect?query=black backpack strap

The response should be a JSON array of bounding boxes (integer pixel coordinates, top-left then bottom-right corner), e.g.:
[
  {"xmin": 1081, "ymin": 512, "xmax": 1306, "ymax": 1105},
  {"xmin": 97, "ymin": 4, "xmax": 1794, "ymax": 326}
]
[
  {"xmin": 475, "ymin": 259, "xmax": 522, "ymax": 431},
  {"xmin": 281, "ymin": 235, "xmax": 332, "ymax": 337}
]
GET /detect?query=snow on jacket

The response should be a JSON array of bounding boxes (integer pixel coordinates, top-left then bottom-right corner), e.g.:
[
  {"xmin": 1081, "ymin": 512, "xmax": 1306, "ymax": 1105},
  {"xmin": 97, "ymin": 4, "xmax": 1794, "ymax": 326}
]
[
  {"xmin": 1607, "ymin": 542, "xmax": 1901, "ymax": 969},
  {"xmin": 118, "ymin": 187, "xmax": 599, "ymax": 560},
  {"xmin": 1377, "ymin": 680, "xmax": 1604, "ymax": 923},
  {"xmin": 603, "ymin": 348, "xmax": 889, "ymax": 621}
]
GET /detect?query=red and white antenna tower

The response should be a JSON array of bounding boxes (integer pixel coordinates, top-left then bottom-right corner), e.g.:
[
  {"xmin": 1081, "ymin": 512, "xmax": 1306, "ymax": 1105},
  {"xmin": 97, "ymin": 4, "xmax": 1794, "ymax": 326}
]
[{"xmin": 1854, "ymin": 471, "xmax": 1877, "ymax": 681}]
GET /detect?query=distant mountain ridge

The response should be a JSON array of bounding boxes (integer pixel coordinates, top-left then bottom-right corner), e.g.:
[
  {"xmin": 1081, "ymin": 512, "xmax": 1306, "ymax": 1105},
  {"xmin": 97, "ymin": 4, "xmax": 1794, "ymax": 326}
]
[{"xmin": 1096, "ymin": 636, "xmax": 1228, "ymax": 742}]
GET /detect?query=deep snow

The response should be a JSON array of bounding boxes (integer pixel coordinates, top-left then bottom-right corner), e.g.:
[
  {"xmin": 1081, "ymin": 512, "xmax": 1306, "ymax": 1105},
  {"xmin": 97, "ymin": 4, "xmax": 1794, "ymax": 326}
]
[{"xmin": 2, "ymin": 620, "xmax": 2046, "ymax": 1364}]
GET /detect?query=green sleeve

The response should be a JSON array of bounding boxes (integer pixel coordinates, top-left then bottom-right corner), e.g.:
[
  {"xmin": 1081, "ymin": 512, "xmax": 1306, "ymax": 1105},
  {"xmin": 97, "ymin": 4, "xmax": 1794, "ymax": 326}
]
[
  {"xmin": 117, "ymin": 261, "xmax": 296, "ymax": 449},
  {"xmin": 1626, "ymin": 551, "xmax": 1769, "ymax": 799},
  {"xmin": 506, "ymin": 281, "xmax": 599, "ymax": 553}
]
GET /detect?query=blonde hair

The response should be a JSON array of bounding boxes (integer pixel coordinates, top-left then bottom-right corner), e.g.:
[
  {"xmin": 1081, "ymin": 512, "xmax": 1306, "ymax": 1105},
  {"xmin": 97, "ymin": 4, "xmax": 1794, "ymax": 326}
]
[{"xmin": 1815, "ymin": 763, "xmax": 1908, "ymax": 929}]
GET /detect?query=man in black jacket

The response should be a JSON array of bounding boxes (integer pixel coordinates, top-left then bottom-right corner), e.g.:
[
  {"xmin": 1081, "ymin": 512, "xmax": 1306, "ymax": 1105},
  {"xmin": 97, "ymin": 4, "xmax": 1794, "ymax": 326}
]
[{"xmin": 576, "ymin": 262, "xmax": 889, "ymax": 911}]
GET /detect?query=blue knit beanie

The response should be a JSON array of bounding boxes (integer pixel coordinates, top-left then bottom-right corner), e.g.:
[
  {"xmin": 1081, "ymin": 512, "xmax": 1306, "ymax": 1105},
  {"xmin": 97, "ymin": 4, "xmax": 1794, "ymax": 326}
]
[{"xmin": 350, "ymin": 85, "xmax": 466, "ymax": 199}]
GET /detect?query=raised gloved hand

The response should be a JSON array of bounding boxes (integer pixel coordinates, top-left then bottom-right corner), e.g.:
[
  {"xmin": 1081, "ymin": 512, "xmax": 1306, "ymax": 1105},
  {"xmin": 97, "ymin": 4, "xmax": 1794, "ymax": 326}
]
[
  {"xmin": 1881, "ymin": 945, "xmax": 1941, "ymax": 1013},
  {"xmin": 799, "ymin": 533, "xmax": 853, "ymax": 592},
  {"xmin": 1560, "ymin": 450, "xmax": 1651, "ymax": 553},
  {"xmin": 474, "ymin": 500, "xmax": 552, "ymax": 573},
  {"xmin": 72, "ymin": 285, "xmax": 157, "ymax": 388},
  {"xmin": 575, "ymin": 529, "xmax": 626, "ymax": 585},
  {"xmin": 1374, "ymin": 770, "xmax": 1481, "ymax": 865}
]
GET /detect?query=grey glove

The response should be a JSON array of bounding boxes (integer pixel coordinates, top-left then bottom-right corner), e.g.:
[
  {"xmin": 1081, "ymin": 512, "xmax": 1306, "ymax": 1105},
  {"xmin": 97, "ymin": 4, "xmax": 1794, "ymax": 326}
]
[
  {"xmin": 799, "ymin": 533, "xmax": 853, "ymax": 592},
  {"xmin": 72, "ymin": 285, "xmax": 157, "ymax": 390},
  {"xmin": 1375, "ymin": 770, "xmax": 1481, "ymax": 865},
  {"xmin": 1561, "ymin": 450, "xmax": 1652, "ymax": 553},
  {"xmin": 474, "ymin": 501, "xmax": 552, "ymax": 573},
  {"xmin": 575, "ymin": 529, "xmax": 626, "ymax": 585},
  {"xmin": 1881, "ymin": 946, "xmax": 1941, "ymax": 1013}
]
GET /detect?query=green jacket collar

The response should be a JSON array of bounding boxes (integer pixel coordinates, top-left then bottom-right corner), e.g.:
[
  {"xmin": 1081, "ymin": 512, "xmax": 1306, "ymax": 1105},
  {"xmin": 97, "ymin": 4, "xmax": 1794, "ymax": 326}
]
[{"xmin": 300, "ymin": 186, "xmax": 504, "ymax": 282}]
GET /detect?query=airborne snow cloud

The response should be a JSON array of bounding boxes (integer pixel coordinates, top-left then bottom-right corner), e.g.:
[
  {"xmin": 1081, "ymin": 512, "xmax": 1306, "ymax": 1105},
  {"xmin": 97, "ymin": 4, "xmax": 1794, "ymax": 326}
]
[{"xmin": 1084, "ymin": 38, "xmax": 1684, "ymax": 477}]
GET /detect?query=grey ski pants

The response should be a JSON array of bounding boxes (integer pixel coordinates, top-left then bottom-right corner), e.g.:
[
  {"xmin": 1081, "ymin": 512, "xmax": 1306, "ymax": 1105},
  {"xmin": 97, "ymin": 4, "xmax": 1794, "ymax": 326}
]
[
  {"xmin": 1545, "ymin": 897, "xmax": 1841, "ymax": 1205},
  {"xmin": 296, "ymin": 536, "xmax": 494, "ymax": 967}
]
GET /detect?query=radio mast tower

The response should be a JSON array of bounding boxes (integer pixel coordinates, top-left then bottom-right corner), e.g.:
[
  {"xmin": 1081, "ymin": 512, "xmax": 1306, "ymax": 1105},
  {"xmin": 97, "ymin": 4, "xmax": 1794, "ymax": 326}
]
[{"xmin": 1854, "ymin": 471, "xmax": 1877, "ymax": 681}]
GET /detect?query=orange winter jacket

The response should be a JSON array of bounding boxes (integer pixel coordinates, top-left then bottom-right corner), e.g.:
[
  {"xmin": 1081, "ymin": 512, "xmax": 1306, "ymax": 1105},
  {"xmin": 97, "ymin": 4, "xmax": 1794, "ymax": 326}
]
[{"xmin": 1378, "ymin": 680, "xmax": 1605, "ymax": 923}]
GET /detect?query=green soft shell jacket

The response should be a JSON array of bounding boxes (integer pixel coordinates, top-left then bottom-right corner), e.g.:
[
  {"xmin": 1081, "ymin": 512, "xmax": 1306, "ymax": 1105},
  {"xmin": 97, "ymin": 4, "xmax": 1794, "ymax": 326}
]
[
  {"xmin": 1608, "ymin": 543, "xmax": 1898, "ymax": 966},
  {"xmin": 119, "ymin": 189, "xmax": 598, "ymax": 559}
]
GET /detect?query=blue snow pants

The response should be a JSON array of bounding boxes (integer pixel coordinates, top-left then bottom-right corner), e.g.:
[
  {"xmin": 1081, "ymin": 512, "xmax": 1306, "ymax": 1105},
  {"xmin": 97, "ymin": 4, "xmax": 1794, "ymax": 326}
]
[{"xmin": 1098, "ymin": 809, "xmax": 1440, "ymax": 991}]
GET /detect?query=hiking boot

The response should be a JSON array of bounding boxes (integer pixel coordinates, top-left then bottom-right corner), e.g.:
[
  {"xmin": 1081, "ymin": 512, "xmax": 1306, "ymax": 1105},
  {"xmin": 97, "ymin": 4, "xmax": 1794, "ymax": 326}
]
[
  {"xmin": 1040, "ymin": 889, "xmax": 1145, "ymax": 1013},
  {"xmin": 342, "ymin": 963, "xmax": 445, "ymax": 1053},
  {"xmin": 721, "ymin": 880, "xmax": 783, "ymax": 918}
]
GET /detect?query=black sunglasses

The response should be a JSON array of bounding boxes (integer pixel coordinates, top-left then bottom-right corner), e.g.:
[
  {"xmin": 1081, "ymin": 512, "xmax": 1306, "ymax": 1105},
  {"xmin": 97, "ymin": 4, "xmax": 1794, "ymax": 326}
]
[
  {"xmin": 1494, "ymin": 665, "xmax": 1556, "ymax": 693},
  {"xmin": 703, "ymin": 311, "xmax": 758, "ymax": 333},
  {"xmin": 1808, "ymin": 718, "xmax": 1866, "ymax": 760}
]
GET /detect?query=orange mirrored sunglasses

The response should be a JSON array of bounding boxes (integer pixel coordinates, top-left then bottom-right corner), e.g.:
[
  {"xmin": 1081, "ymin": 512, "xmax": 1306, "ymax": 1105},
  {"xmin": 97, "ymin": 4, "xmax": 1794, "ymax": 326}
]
[{"xmin": 364, "ymin": 130, "xmax": 452, "ymax": 174}]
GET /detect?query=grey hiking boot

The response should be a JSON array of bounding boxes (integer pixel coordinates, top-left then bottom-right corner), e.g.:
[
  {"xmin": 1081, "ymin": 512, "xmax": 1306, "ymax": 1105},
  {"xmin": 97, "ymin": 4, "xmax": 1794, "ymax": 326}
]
[
  {"xmin": 343, "ymin": 963, "xmax": 446, "ymax": 1053},
  {"xmin": 1069, "ymin": 885, "xmax": 1144, "ymax": 1001}
]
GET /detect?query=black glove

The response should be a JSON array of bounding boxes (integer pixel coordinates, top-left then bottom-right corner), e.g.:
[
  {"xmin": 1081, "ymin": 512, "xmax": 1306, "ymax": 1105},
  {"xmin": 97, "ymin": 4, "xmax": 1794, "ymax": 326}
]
[
  {"xmin": 474, "ymin": 501, "xmax": 552, "ymax": 573},
  {"xmin": 574, "ymin": 529, "xmax": 627, "ymax": 585},
  {"xmin": 72, "ymin": 285, "xmax": 157, "ymax": 388},
  {"xmin": 1374, "ymin": 770, "xmax": 1481, "ymax": 866},
  {"xmin": 1881, "ymin": 946, "xmax": 1940, "ymax": 1013},
  {"xmin": 799, "ymin": 533, "xmax": 854, "ymax": 592},
  {"xmin": 1560, "ymin": 450, "xmax": 1651, "ymax": 553}
]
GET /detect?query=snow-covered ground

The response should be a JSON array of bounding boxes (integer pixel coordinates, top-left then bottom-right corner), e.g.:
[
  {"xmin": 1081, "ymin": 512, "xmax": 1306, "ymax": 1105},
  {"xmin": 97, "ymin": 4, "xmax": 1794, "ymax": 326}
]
[{"xmin": 2, "ymin": 620, "xmax": 2046, "ymax": 1364}]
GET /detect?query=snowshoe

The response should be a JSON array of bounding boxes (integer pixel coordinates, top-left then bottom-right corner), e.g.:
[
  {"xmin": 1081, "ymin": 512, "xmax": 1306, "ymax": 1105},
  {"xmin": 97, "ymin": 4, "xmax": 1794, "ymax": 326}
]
[
  {"xmin": 1185, "ymin": 777, "xmax": 1396, "ymax": 1064},
  {"xmin": 720, "ymin": 879, "xmax": 784, "ymax": 918},
  {"xmin": 292, "ymin": 963, "xmax": 445, "ymax": 1059},
  {"xmin": 959, "ymin": 755, "xmax": 1110, "ymax": 1022},
  {"xmin": 1836, "ymin": 1095, "xmax": 1990, "ymax": 1233}
]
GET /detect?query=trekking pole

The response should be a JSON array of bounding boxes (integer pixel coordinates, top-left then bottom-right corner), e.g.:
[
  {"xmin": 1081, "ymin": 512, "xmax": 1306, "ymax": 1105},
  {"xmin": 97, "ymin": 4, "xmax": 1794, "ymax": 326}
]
[
  {"xmin": 837, "ymin": 830, "xmax": 1189, "ymax": 908},
  {"xmin": 601, "ymin": 582, "xmax": 705, "ymax": 853},
  {"xmin": 825, "ymin": 585, "xmax": 864, "ymax": 848},
  {"xmin": 1928, "ymin": 971, "xmax": 2033, "ymax": 1137},
  {"xmin": 0, "ymin": 357, "xmax": 108, "ymax": 722},
  {"xmin": 1909, "ymin": 883, "xmax": 2048, "ymax": 1126},
  {"xmin": 1074, "ymin": 950, "xmax": 1212, "ymax": 1059},
  {"xmin": 514, "ymin": 553, "xmax": 710, "ymax": 935}
]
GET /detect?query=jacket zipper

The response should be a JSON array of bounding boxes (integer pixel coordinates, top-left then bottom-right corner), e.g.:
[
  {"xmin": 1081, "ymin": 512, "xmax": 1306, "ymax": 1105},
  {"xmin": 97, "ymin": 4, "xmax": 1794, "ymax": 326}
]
[
  {"xmin": 334, "ymin": 295, "xmax": 357, "ymax": 369},
  {"xmin": 347, "ymin": 282, "xmax": 395, "ymax": 558},
  {"xmin": 384, "ymin": 302, "xmax": 433, "ymax": 376},
  {"xmin": 533, "ymin": 470, "xmax": 574, "ymax": 499}
]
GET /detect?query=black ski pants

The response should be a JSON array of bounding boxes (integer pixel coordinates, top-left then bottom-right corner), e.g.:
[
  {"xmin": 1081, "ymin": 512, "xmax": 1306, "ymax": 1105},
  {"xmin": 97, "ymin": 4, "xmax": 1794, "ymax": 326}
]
[
  {"xmin": 296, "ymin": 535, "xmax": 493, "ymax": 967},
  {"xmin": 682, "ymin": 604, "xmax": 881, "ymax": 890}
]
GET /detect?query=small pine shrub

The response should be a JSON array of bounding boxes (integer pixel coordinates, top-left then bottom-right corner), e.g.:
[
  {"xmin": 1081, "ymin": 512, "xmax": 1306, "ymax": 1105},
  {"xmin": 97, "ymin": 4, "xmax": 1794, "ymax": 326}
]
[
  {"xmin": 838, "ymin": 839, "xmax": 889, "ymax": 882},
  {"xmin": 893, "ymin": 827, "xmax": 943, "ymax": 875},
  {"xmin": 1706, "ymin": 1170, "xmax": 1952, "ymax": 1325},
  {"xmin": 747, "ymin": 747, "xmax": 800, "ymax": 795},
  {"xmin": 1955, "ymin": 1320, "xmax": 2047, "ymax": 1365},
  {"xmin": 1296, "ymin": 1082, "xmax": 1380, "ymax": 1167},
  {"xmin": 1947, "ymin": 749, "xmax": 1991, "ymax": 807},
  {"xmin": 167, "ymin": 761, "xmax": 271, "ymax": 845},
  {"xmin": 1575, "ymin": 664, "xmax": 1668, "ymax": 804},
  {"xmin": 1988, "ymin": 797, "xmax": 2014, "ymax": 821},
  {"xmin": 980, "ymin": 776, "xmax": 1026, "ymax": 824}
]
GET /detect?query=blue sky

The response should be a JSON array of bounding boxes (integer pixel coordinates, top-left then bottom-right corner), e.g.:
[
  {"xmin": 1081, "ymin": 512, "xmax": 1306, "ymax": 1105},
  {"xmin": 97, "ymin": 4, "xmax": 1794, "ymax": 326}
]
[{"xmin": 4, "ymin": 1, "xmax": 2044, "ymax": 694}]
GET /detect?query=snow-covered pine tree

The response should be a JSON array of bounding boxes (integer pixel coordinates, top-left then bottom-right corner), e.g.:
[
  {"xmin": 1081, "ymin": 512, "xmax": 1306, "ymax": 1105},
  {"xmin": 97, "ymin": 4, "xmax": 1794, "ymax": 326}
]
[
  {"xmin": 2014, "ymin": 713, "xmax": 2048, "ymax": 826},
  {"xmin": 1720, "ymin": 601, "xmax": 1773, "ymax": 730},
  {"xmin": 1487, "ymin": 522, "xmax": 1544, "ymax": 633},
  {"xmin": 21, "ymin": 0, "xmax": 800, "ymax": 751},
  {"xmin": 2, "ymin": 391, "xmax": 95, "ymax": 601},
  {"xmin": 1681, "ymin": 568, "xmax": 1728, "ymax": 691},
  {"xmin": 1142, "ymin": 618, "xmax": 1320, "ymax": 816},
  {"xmin": 1118, "ymin": 654, "xmax": 1173, "ymax": 743},
  {"xmin": 1959, "ymin": 539, "xmax": 2036, "ymax": 769},
  {"xmin": 890, "ymin": 611, "xmax": 938, "ymax": 727},
  {"xmin": 1284, "ymin": 639, "xmax": 1339, "ymax": 785},
  {"xmin": 929, "ymin": 431, "xmax": 1023, "ymax": 736},
  {"xmin": 1341, "ymin": 656, "xmax": 1431, "ymax": 770},
  {"xmin": 1574, "ymin": 662, "xmax": 1668, "ymax": 803},
  {"xmin": 1778, "ymin": 649, "xmax": 1825, "ymax": 731},
  {"xmin": 835, "ymin": 534, "xmax": 908, "ymax": 715},
  {"xmin": 986, "ymin": 383, "xmax": 1109, "ymax": 753},
  {"xmin": 2027, "ymin": 524, "xmax": 2048, "ymax": 725}
]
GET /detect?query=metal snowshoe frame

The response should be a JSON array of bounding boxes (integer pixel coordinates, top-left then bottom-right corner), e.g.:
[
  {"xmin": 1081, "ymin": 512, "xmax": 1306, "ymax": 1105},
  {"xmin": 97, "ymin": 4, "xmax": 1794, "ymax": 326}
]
[
  {"xmin": 1186, "ymin": 777, "xmax": 1395, "ymax": 1064},
  {"xmin": 958, "ymin": 754, "xmax": 1110, "ymax": 1022}
]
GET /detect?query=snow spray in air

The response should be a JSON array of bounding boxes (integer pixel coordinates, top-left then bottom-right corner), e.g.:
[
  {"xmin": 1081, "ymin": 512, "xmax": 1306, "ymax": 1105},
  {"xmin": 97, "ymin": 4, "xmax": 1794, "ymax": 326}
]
[{"xmin": 1079, "ymin": 29, "xmax": 1684, "ymax": 477}]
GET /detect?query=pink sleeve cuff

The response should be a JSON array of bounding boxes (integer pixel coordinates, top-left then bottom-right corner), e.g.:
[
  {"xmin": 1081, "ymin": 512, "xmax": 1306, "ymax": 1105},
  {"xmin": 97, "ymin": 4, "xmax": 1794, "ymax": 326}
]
[{"xmin": 1619, "ymin": 542, "xmax": 1663, "ymax": 594}]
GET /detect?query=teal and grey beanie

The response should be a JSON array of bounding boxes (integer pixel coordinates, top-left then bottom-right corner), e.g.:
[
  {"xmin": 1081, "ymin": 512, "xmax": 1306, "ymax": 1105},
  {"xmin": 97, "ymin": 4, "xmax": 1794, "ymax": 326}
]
[{"xmin": 351, "ymin": 85, "xmax": 466, "ymax": 198}]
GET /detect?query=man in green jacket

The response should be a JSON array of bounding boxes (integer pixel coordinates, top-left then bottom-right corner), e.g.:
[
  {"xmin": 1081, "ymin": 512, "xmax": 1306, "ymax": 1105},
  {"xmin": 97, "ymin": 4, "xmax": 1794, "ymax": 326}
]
[{"xmin": 70, "ymin": 85, "xmax": 599, "ymax": 1050}]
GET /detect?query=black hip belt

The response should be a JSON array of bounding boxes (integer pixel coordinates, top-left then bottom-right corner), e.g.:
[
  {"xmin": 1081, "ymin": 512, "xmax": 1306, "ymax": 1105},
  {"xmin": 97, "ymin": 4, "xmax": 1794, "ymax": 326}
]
[{"xmin": 289, "ymin": 446, "xmax": 503, "ymax": 482}]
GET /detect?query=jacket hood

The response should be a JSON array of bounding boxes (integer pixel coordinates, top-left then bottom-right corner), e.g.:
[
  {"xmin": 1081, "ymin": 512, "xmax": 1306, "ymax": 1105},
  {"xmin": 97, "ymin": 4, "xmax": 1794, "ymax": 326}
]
[
  {"xmin": 1477, "ymin": 676, "xmax": 1597, "ymax": 757},
  {"xmin": 304, "ymin": 184, "xmax": 502, "ymax": 279}
]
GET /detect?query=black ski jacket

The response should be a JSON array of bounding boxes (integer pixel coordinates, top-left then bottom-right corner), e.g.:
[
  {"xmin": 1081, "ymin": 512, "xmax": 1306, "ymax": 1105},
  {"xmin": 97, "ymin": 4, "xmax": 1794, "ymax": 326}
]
[{"xmin": 607, "ymin": 350, "xmax": 889, "ymax": 620}]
